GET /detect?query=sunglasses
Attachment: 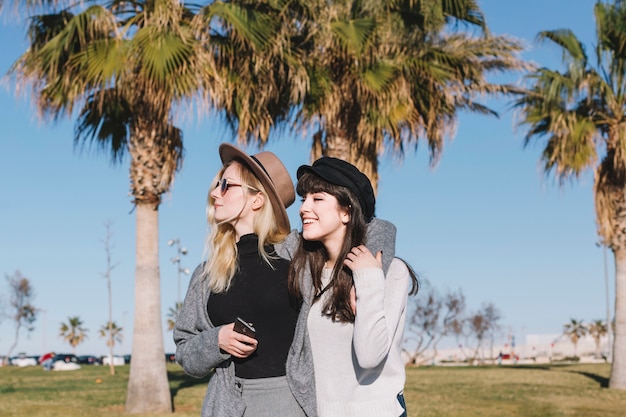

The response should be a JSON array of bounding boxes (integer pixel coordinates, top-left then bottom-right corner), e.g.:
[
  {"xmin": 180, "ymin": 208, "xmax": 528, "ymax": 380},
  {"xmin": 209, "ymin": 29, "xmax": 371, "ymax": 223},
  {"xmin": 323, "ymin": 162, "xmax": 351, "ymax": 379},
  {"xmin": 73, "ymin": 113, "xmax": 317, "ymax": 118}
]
[{"xmin": 216, "ymin": 178, "xmax": 244, "ymax": 195}]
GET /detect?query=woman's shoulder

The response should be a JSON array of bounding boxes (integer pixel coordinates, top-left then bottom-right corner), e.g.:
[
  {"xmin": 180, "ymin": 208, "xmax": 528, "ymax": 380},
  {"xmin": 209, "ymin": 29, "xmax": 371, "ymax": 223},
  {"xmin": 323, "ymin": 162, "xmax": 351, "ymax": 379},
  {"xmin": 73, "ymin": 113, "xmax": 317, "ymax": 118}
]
[
  {"xmin": 388, "ymin": 257, "xmax": 419, "ymax": 295},
  {"xmin": 388, "ymin": 258, "xmax": 411, "ymax": 279},
  {"xmin": 187, "ymin": 263, "xmax": 208, "ymax": 287}
]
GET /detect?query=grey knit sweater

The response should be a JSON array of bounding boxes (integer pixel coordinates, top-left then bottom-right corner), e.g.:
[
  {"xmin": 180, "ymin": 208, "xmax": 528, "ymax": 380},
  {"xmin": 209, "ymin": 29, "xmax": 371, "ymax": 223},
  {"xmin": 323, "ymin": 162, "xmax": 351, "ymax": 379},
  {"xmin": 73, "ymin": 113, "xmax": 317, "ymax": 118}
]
[{"xmin": 174, "ymin": 218, "xmax": 396, "ymax": 417}]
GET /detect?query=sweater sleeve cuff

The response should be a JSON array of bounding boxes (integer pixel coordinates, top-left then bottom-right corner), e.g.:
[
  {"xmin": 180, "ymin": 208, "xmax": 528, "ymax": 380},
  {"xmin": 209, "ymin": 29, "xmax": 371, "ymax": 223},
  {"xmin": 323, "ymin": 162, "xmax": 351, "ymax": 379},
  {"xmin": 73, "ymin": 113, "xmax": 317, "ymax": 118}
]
[{"xmin": 352, "ymin": 267, "xmax": 385, "ymax": 290}]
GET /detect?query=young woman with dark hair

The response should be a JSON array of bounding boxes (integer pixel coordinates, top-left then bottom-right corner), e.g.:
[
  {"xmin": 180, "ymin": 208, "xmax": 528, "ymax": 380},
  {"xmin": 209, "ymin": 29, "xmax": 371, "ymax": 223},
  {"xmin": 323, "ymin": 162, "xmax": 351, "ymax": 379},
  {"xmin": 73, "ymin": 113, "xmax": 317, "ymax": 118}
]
[{"xmin": 289, "ymin": 157, "xmax": 418, "ymax": 417}]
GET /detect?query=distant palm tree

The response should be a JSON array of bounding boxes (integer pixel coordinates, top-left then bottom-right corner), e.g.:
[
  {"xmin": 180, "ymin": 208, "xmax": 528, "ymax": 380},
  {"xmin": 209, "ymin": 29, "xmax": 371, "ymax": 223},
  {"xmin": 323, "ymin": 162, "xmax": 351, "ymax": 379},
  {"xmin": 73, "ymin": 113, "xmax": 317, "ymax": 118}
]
[
  {"xmin": 59, "ymin": 316, "xmax": 88, "ymax": 353},
  {"xmin": 562, "ymin": 318, "xmax": 587, "ymax": 358},
  {"xmin": 513, "ymin": 0, "xmax": 626, "ymax": 389},
  {"xmin": 166, "ymin": 302, "xmax": 182, "ymax": 332},
  {"xmin": 588, "ymin": 320, "xmax": 608, "ymax": 359},
  {"xmin": 99, "ymin": 321, "xmax": 123, "ymax": 375},
  {"xmin": 99, "ymin": 321, "xmax": 124, "ymax": 347}
]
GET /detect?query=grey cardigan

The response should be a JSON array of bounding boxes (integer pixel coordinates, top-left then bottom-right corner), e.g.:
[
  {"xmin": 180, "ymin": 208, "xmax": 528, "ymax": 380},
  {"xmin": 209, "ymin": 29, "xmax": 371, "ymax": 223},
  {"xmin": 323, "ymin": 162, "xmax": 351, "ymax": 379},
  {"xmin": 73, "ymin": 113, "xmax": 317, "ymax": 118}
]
[{"xmin": 174, "ymin": 218, "xmax": 396, "ymax": 417}]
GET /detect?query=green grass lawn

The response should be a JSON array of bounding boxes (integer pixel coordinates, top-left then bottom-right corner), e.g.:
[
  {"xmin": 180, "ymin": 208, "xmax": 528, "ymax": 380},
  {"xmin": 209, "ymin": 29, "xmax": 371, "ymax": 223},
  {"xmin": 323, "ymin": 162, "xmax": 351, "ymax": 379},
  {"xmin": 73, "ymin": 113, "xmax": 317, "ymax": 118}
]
[{"xmin": 1, "ymin": 363, "xmax": 624, "ymax": 416}]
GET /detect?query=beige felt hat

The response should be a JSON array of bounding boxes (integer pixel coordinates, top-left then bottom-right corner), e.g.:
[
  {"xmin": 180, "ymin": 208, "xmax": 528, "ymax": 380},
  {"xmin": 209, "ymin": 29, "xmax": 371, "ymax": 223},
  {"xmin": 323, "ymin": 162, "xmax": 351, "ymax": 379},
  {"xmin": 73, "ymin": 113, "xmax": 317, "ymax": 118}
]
[{"xmin": 219, "ymin": 143, "xmax": 295, "ymax": 233}]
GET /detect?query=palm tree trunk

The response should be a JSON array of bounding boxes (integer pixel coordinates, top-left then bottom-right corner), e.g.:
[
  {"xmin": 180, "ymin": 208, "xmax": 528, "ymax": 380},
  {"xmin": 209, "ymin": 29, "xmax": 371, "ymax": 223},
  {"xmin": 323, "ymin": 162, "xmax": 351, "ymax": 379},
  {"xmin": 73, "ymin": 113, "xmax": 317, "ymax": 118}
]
[
  {"xmin": 610, "ymin": 246, "xmax": 626, "ymax": 389},
  {"xmin": 322, "ymin": 133, "xmax": 353, "ymax": 160},
  {"xmin": 125, "ymin": 203, "xmax": 172, "ymax": 413}
]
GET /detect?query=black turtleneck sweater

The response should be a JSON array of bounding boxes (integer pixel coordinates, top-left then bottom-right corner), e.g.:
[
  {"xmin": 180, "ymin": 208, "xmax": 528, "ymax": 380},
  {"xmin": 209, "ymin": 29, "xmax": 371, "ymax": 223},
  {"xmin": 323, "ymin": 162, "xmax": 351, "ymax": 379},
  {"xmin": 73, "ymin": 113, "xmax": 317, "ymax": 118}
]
[{"xmin": 206, "ymin": 234, "xmax": 300, "ymax": 378}]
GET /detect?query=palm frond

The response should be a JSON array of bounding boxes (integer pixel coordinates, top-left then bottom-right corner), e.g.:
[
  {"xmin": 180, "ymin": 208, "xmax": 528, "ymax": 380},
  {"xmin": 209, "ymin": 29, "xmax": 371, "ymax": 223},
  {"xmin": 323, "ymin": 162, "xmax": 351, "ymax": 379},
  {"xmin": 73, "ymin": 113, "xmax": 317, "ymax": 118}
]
[
  {"xmin": 9, "ymin": 6, "xmax": 120, "ymax": 118},
  {"xmin": 540, "ymin": 114, "xmax": 598, "ymax": 180},
  {"xmin": 392, "ymin": 0, "xmax": 485, "ymax": 33},
  {"xmin": 537, "ymin": 29, "xmax": 588, "ymax": 64},
  {"xmin": 595, "ymin": 1, "xmax": 626, "ymax": 61},
  {"xmin": 133, "ymin": 26, "xmax": 193, "ymax": 84},
  {"xmin": 201, "ymin": 1, "xmax": 276, "ymax": 51},
  {"xmin": 441, "ymin": 0, "xmax": 485, "ymax": 29},
  {"xmin": 71, "ymin": 38, "xmax": 126, "ymax": 87},
  {"xmin": 75, "ymin": 89, "xmax": 131, "ymax": 164},
  {"xmin": 26, "ymin": 10, "xmax": 73, "ymax": 51},
  {"xmin": 330, "ymin": 17, "xmax": 376, "ymax": 54},
  {"xmin": 361, "ymin": 61, "xmax": 397, "ymax": 92}
]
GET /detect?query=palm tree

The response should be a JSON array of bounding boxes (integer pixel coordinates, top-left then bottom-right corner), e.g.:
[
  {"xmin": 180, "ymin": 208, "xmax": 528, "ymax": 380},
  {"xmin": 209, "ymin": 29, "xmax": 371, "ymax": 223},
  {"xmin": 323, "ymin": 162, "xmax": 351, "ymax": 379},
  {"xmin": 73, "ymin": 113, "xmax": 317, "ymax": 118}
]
[
  {"xmin": 588, "ymin": 319, "xmax": 609, "ymax": 359},
  {"xmin": 5, "ymin": 0, "xmax": 277, "ymax": 412},
  {"xmin": 59, "ymin": 316, "xmax": 88, "ymax": 353},
  {"xmin": 202, "ymin": 1, "xmax": 528, "ymax": 191},
  {"xmin": 563, "ymin": 318, "xmax": 587, "ymax": 358},
  {"xmin": 99, "ymin": 321, "xmax": 124, "ymax": 348},
  {"xmin": 238, "ymin": 0, "xmax": 526, "ymax": 190},
  {"xmin": 166, "ymin": 302, "xmax": 182, "ymax": 332},
  {"xmin": 100, "ymin": 221, "xmax": 118, "ymax": 375},
  {"xmin": 99, "ymin": 320, "xmax": 123, "ymax": 375},
  {"xmin": 513, "ymin": 0, "xmax": 626, "ymax": 389}
]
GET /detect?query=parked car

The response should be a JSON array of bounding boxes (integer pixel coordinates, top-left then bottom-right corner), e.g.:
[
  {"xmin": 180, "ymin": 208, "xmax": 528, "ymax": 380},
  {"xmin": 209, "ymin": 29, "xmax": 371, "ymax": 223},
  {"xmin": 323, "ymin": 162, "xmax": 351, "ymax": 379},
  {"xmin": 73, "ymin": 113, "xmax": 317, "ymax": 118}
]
[
  {"xmin": 51, "ymin": 353, "xmax": 81, "ymax": 371},
  {"xmin": 11, "ymin": 353, "xmax": 38, "ymax": 367},
  {"xmin": 78, "ymin": 355, "xmax": 102, "ymax": 365},
  {"xmin": 53, "ymin": 353, "xmax": 80, "ymax": 364},
  {"xmin": 102, "ymin": 355, "xmax": 125, "ymax": 366}
]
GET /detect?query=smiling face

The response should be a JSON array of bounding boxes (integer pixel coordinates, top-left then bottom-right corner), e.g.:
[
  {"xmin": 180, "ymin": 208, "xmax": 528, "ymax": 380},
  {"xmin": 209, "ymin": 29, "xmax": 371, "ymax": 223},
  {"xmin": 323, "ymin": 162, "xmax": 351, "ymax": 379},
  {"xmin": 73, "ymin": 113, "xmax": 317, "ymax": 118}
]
[{"xmin": 300, "ymin": 191, "xmax": 350, "ymax": 259}]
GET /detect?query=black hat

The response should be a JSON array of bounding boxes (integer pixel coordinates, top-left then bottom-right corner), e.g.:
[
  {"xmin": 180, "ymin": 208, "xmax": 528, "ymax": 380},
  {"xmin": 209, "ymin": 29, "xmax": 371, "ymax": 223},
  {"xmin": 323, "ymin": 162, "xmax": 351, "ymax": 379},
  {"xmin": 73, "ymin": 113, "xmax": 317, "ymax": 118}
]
[{"xmin": 297, "ymin": 157, "xmax": 375, "ymax": 222}]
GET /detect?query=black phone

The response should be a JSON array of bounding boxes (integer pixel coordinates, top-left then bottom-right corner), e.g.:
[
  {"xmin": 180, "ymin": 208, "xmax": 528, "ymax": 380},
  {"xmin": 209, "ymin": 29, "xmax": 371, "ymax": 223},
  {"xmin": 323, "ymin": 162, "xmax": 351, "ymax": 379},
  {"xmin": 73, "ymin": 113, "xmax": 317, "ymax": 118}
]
[{"xmin": 233, "ymin": 317, "xmax": 256, "ymax": 339}]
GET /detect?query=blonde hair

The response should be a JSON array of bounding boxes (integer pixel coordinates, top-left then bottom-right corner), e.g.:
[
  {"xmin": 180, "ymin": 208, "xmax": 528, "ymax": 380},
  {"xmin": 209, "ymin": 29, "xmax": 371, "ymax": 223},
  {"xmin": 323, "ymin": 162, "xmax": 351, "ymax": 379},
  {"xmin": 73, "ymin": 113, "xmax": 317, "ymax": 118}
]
[{"xmin": 202, "ymin": 160, "xmax": 288, "ymax": 293}]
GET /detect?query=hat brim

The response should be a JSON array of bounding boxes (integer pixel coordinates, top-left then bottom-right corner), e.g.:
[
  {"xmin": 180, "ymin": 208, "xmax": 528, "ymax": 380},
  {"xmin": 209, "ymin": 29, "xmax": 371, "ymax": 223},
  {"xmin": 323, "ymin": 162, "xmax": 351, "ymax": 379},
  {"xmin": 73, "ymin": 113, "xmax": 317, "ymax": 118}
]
[
  {"xmin": 219, "ymin": 143, "xmax": 291, "ymax": 233},
  {"xmin": 297, "ymin": 164, "xmax": 333, "ymax": 183}
]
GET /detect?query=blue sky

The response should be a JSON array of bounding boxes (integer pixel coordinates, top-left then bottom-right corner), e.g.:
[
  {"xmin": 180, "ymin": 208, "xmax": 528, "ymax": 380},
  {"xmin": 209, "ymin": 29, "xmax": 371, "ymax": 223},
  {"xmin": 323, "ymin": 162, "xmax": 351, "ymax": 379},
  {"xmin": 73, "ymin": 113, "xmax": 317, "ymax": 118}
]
[{"xmin": 0, "ymin": 1, "xmax": 609, "ymax": 357}]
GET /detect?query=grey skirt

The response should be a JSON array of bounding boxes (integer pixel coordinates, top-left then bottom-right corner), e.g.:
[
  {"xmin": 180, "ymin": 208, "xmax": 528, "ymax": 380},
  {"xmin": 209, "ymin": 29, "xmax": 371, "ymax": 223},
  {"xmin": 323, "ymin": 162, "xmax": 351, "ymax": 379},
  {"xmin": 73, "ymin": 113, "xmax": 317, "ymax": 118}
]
[{"xmin": 235, "ymin": 375, "xmax": 306, "ymax": 417}]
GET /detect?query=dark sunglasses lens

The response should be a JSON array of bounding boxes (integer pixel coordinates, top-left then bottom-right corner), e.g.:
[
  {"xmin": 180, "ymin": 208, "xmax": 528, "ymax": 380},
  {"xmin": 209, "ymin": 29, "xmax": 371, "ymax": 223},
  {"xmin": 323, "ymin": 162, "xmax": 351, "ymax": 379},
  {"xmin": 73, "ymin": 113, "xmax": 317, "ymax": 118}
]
[{"xmin": 220, "ymin": 179, "xmax": 228, "ymax": 194}]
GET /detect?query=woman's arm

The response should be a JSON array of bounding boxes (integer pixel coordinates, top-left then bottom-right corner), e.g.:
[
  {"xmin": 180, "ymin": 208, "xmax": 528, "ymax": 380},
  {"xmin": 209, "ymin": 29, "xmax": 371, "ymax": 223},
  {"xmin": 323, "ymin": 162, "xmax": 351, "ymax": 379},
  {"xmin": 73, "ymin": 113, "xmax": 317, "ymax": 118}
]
[
  {"xmin": 276, "ymin": 218, "xmax": 396, "ymax": 269},
  {"xmin": 173, "ymin": 266, "xmax": 230, "ymax": 378},
  {"xmin": 350, "ymin": 258, "xmax": 410, "ymax": 369}
]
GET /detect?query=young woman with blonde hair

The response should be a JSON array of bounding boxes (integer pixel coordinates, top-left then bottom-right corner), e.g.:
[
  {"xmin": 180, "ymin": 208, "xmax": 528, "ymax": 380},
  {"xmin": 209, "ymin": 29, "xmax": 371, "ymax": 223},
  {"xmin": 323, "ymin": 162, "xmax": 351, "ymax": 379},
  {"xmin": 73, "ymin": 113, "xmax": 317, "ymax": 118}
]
[{"xmin": 174, "ymin": 143, "xmax": 311, "ymax": 417}]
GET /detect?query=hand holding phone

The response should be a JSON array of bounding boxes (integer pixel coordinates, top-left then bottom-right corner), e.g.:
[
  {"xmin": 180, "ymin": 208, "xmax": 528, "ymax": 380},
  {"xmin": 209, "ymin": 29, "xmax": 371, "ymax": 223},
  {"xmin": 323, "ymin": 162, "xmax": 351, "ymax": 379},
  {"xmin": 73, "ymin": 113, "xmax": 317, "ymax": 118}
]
[
  {"xmin": 233, "ymin": 317, "xmax": 256, "ymax": 339},
  {"xmin": 218, "ymin": 319, "xmax": 257, "ymax": 358}
]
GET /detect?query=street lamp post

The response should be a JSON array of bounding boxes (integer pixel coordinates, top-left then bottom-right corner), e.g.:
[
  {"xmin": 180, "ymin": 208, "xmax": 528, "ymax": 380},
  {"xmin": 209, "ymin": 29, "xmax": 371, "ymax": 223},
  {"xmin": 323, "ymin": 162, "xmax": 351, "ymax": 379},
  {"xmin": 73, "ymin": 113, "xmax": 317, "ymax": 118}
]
[
  {"xmin": 39, "ymin": 308, "xmax": 47, "ymax": 352},
  {"xmin": 597, "ymin": 241, "xmax": 613, "ymax": 361},
  {"xmin": 168, "ymin": 239, "xmax": 191, "ymax": 306}
]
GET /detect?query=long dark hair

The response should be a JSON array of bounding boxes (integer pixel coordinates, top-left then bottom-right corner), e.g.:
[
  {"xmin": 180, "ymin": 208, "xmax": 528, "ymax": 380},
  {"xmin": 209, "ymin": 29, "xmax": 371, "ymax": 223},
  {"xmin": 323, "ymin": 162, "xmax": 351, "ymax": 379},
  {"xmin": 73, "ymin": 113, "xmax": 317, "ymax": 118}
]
[{"xmin": 288, "ymin": 172, "xmax": 367, "ymax": 323}]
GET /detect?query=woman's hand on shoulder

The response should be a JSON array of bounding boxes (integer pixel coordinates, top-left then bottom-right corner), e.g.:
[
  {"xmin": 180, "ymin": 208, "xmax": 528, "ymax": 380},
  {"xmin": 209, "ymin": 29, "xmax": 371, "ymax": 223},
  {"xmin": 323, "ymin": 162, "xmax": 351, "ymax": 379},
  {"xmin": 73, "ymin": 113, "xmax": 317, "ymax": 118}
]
[
  {"xmin": 344, "ymin": 245, "xmax": 382, "ymax": 271},
  {"xmin": 218, "ymin": 323, "xmax": 258, "ymax": 358}
]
